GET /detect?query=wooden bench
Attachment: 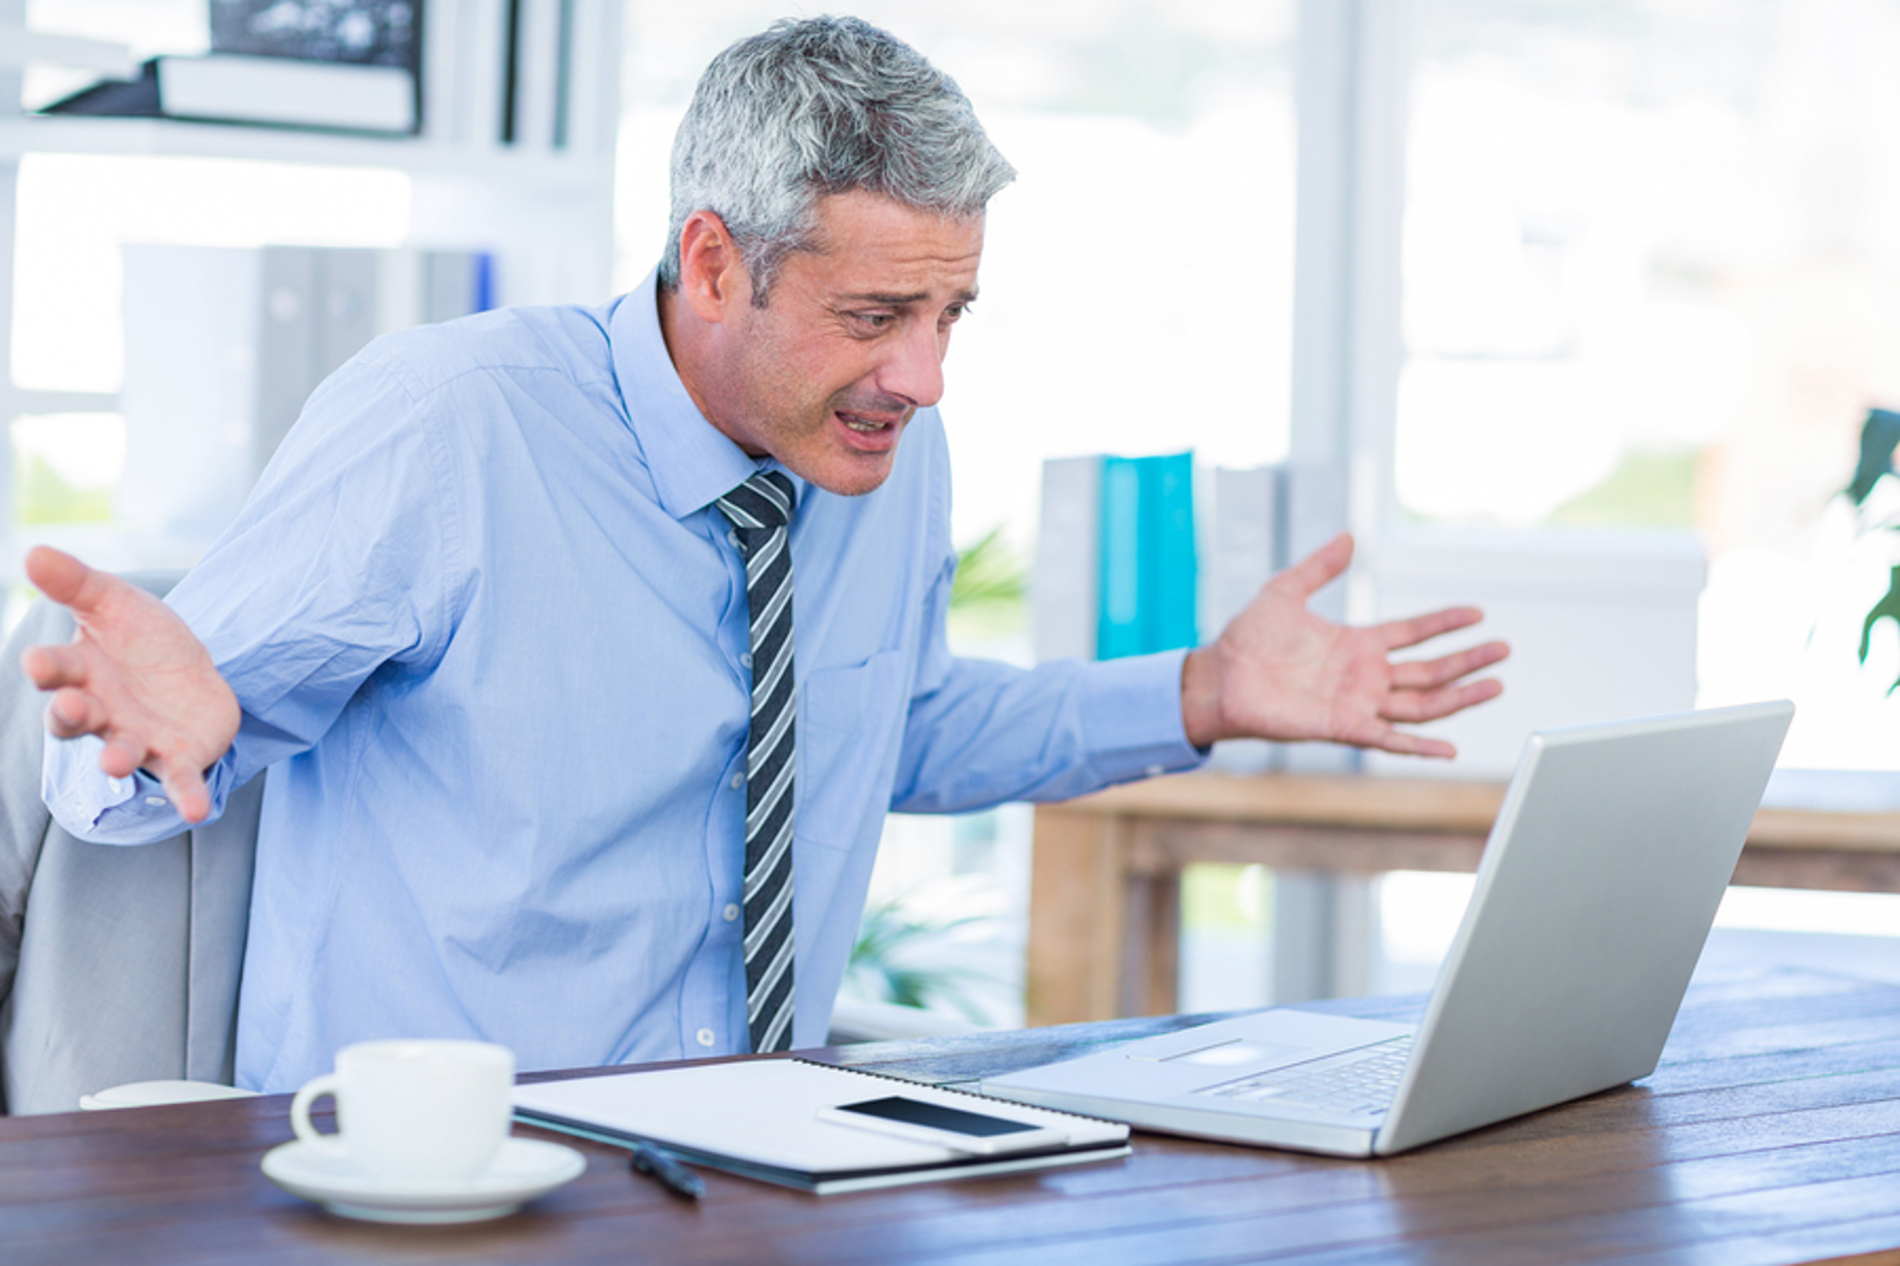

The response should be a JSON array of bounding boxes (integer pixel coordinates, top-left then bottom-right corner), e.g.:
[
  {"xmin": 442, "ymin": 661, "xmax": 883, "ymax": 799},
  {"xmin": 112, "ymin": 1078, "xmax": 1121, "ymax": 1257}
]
[{"xmin": 1027, "ymin": 772, "xmax": 1900, "ymax": 1027}]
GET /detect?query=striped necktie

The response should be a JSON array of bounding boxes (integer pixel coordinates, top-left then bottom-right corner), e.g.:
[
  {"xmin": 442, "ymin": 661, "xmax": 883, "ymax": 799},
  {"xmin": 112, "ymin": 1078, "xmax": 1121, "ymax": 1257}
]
[{"xmin": 715, "ymin": 470, "xmax": 798, "ymax": 1054}]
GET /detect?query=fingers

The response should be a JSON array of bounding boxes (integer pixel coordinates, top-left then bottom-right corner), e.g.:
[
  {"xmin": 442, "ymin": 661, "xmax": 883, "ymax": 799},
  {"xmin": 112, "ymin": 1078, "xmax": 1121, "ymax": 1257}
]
[
  {"xmin": 1389, "ymin": 640, "xmax": 1511, "ymax": 691},
  {"xmin": 156, "ymin": 764, "xmax": 212, "ymax": 825},
  {"xmin": 1356, "ymin": 721, "xmax": 1457, "ymax": 760},
  {"xmin": 44, "ymin": 687, "xmax": 110, "ymax": 739},
  {"xmin": 1352, "ymin": 667, "xmax": 1505, "ymax": 759},
  {"xmin": 1379, "ymin": 605, "xmax": 1488, "ymax": 651},
  {"xmin": 104, "ymin": 741, "xmax": 213, "ymax": 825},
  {"xmin": 46, "ymin": 696, "xmax": 150, "ymax": 777},
  {"xmin": 24, "ymin": 545, "xmax": 111, "ymax": 612},
  {"xmin": 106, "ymin": 744, "xmax": 212, "ymax": 824},
  {"xmin": 21, "ymin": 641, "xmax": 90, "ymax": 690},
  {"xmin": 42, "ymin": 702, "xmax": 213, "ymax": 823},
  {"xmin": 98, "ymin": 735, "xmax": 145, "ymax": 779},
  {"xmin": 1275, "ymin": 532, "xmax": 1355, "ymax": 600},
  {"xmin": 1381, "ymin": 677, "xmax": 1504, "ymax": 725}
]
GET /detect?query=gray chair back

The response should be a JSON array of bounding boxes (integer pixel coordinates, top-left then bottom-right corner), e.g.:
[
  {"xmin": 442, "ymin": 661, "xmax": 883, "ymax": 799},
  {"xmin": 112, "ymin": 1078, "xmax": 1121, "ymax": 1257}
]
[{"xmin": 0, "ymin": 577, "xmax": 262, "ymax": 1113}]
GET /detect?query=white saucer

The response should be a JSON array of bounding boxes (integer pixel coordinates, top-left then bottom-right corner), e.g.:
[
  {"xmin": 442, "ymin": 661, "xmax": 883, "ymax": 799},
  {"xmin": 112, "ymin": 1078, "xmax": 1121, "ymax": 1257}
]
[
  {"xmin": 262, "ymin": 1137, "xmax": 587, "ymax": 1224},
  {"xmin": 80, "ymin": 1079, "xmax": 259, "ymax": 1111}
]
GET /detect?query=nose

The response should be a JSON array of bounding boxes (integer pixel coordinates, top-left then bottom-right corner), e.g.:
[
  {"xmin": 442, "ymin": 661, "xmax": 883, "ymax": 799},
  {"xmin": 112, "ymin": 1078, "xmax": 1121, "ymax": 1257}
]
[{"xmin": 875, "ymin": 318, "xmax": 947, "ymax": 409}]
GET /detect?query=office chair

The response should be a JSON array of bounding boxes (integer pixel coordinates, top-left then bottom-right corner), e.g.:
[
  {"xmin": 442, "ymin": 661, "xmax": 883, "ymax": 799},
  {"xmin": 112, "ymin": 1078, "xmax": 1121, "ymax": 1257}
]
[{"xmin": 0, "ymin": 576, "xmax": 264, "ymax": 1114}]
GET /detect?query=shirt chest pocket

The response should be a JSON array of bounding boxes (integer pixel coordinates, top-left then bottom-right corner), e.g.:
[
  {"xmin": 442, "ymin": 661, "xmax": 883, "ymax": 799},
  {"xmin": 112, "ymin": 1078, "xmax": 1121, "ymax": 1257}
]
[{"xmin": 796, "ymin": 649, "xmax": 908, "ymax": 853}]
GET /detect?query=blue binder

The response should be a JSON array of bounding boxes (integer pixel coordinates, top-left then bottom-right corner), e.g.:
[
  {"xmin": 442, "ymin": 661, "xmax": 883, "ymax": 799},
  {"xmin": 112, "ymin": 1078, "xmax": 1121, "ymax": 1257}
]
[{"xmin": 1096, "ymin": 453, "xmax": 1197, "ymax": 660}]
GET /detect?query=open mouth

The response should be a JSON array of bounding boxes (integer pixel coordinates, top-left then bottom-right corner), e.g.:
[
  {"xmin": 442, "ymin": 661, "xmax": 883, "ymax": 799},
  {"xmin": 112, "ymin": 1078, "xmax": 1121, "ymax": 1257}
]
[{"xmin": 834, "ymin": 410, "xmax": 906, "ymax": 455}]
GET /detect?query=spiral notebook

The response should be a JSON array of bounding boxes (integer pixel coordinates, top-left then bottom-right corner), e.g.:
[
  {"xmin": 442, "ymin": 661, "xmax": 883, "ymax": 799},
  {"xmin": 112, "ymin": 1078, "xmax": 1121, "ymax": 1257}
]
[{"xmin": 512, "ymin": 1057, "xmax": 1130, "ymax": 1194}]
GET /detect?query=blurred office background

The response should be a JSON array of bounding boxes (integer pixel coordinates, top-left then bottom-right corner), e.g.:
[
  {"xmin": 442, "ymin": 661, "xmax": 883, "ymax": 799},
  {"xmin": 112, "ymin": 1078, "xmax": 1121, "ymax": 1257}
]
[{"xmin": 9, "ymin": 0, "xmax": 1900, "ymax": 1034}]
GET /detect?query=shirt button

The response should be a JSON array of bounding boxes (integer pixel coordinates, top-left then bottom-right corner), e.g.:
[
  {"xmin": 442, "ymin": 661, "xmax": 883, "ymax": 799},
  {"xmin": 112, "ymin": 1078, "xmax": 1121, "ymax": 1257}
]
[
  {"xmin": 696, "ymin": 1028, "xmax": 716, "ymax": 1048},
  {"xmin": 726, "ymin": 529, "xmax": 739, "ymax": 547},
  {"xmin": 144, "ymin": 796, "xmax": 167, "ymax": 807},
  {"xmin": 730, "ymin": 772, "xmax": 744, "ymax": 790},
  {"xmin": 722, "ymin": 903, "xmax": 740, "ymax": 923},
  {"xmin": 740, "ymin": 651, "xmax": 753, "ymax": 668},
  {"xmin": 1144, "ymin": 764, "xmax": 1165, "ymax": 778}
]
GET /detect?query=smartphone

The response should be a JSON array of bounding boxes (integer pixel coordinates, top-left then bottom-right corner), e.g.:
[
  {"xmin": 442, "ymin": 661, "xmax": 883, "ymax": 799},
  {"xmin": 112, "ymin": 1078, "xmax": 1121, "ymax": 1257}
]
[{"xmin": 815, "ymin": 1095, "xmax": 1070, "ymax": 1156}]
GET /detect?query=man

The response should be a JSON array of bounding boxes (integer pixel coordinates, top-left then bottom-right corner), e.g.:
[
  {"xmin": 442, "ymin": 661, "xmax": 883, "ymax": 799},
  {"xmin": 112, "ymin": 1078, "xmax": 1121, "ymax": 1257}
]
[{"xmin": 24, "ymin": 18, "xmax": 1506, "ymax": 1092}]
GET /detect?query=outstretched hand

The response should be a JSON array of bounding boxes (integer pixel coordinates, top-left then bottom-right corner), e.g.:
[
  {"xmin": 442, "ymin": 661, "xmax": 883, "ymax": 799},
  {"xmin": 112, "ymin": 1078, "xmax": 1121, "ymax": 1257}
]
[
  {"xmin": 19, "ymin": 546, "xmax": 238, "ymax": 823},
  {"xmin": 1180, "ymin": 533, "xmax": 1508, "ymax": 758}
]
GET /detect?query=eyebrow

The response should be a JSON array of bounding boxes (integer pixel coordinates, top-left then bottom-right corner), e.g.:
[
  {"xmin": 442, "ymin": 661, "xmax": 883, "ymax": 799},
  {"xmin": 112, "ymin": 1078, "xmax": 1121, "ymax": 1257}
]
[{"xmin": 838, "ymin": 288, "xmax": 979, "ymax": 305}]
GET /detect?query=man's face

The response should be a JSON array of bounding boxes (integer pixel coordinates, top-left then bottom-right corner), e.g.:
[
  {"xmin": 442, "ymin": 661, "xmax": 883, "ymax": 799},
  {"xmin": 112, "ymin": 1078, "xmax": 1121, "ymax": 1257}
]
[{"xmin": 703, "ymin": 191, "xmax": 985, "ymax": 497}]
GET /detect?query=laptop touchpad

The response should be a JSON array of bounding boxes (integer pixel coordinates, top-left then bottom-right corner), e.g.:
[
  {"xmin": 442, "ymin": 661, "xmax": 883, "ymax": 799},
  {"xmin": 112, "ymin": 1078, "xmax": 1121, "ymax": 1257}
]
[{"xmin": 1146, "ymin": 1039, "xmax": 1309, "ymax": 1068}]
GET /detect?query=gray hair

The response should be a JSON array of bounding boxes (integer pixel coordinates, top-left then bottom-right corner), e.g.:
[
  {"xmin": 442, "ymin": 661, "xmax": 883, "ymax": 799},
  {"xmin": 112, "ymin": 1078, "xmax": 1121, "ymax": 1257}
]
[{"xmin": 660, "ymin": 16, "xmax": 1015, "ymax": 302}]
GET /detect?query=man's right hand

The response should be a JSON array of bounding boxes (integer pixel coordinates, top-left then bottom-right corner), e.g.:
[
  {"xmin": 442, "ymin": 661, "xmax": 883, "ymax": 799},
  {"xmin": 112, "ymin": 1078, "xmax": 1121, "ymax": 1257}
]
[{"xmin": 20, "ymin": 546, "xmax": 238, "ymax": 824}]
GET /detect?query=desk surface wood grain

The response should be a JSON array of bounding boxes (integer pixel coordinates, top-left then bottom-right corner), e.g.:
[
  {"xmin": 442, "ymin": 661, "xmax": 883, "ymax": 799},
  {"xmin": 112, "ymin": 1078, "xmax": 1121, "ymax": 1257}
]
[
  {"xmin": 6, "ymin": 967, "xmax": 1900, "ymax": 1265},
  {"xmin": 1048, "ymin": 772, "xmax": 1900, "ymax": 855}
]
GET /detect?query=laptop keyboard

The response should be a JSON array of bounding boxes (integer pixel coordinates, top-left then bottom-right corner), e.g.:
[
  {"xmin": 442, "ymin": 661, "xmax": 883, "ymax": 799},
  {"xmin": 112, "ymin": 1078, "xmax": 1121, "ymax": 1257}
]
[{"xmin": 1199, "ymin": 1035, "xmax": 1414, "ymax": 1117}]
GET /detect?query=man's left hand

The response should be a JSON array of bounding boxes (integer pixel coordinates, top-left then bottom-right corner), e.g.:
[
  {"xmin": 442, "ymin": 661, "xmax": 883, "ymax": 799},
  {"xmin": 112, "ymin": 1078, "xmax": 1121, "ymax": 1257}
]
[{"xmin": 1179, "ymin": 532, "xmax": 1509, "ymax": 758}]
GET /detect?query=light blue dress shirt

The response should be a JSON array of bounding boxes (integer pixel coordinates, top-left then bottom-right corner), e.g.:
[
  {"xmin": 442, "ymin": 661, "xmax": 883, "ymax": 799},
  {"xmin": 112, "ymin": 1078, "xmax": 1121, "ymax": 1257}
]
[{"xmin": 44, "ymin": 271, "xmax": 1204, "ymax": 1093}]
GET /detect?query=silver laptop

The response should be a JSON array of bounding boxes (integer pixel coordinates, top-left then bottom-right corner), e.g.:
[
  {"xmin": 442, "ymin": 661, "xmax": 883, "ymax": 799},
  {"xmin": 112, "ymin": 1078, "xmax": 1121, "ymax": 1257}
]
[{"xmin": 980, "ymin": 701, "xmax": 1794, "ymax": 1157}]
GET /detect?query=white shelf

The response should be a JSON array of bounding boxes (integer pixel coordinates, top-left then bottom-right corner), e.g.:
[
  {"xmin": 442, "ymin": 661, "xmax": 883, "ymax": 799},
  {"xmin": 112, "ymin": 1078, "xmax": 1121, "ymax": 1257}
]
[
  {"xmin": 0, "ymin": 26, "xmax": 134, "ymax": 76},
  {"xmin": 0, "ymin": 115, "xmax": 610, "ymax": 190}
]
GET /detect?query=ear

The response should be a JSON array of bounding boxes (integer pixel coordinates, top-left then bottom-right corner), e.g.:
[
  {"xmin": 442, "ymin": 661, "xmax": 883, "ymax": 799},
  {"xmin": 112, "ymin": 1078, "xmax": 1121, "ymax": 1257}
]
[{"xmin": 676, "ymin": 210, "xmax": 751, "ymax": 323}]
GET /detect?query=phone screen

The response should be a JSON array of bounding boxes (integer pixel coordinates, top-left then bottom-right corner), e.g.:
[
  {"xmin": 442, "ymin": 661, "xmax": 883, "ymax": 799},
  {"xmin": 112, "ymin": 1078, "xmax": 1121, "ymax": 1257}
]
[{"xmin": 834, "ymin": 1096, "xmax": 1040, "ymax": 1138}]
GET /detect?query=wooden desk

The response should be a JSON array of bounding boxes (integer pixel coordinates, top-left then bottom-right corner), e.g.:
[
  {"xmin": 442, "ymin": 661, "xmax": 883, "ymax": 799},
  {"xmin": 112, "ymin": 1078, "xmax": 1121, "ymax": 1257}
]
[
  {"xmin": 1028, "ymin": 773, "xmax": 1900, "ymax": 1027},
  {"xmin": 5, "ymin": 966, "xmax": 1900, "ymax": 1264}
]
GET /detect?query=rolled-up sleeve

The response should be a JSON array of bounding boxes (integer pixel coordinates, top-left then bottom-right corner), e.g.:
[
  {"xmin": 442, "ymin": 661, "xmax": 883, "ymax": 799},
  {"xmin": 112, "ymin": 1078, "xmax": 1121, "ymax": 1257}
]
[
  {"xmin": 889, "ymin": 538, "xmax": 1205, "ymax": 815},
  {"xmin": 42, "ymin": 739, "xmax": 245, "ymax": 842},
  {"xmin": 888, "ymin": 648, "xmax": 1204, "ymax": 815}
]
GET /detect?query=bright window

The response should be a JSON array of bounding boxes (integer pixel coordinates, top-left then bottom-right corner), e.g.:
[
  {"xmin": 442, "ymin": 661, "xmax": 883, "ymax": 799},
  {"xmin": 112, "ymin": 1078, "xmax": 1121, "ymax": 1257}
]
[{"xmin": 1396, "ymin": 0, "xmax": 1900, "ymax": 769}]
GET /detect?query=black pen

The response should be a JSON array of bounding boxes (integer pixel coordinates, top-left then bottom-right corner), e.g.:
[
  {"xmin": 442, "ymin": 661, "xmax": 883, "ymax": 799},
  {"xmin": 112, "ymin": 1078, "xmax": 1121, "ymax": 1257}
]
[{"xmin": 629, "ymin": 1141, "xmax": 705, "ymax": 1200}]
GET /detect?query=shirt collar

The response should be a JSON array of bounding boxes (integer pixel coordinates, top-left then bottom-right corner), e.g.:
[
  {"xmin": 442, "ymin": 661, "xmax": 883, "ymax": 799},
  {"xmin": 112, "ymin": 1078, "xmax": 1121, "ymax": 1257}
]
[{"xmin": 610, "ymin": 269, "xmax": 806, "ymax": 521}]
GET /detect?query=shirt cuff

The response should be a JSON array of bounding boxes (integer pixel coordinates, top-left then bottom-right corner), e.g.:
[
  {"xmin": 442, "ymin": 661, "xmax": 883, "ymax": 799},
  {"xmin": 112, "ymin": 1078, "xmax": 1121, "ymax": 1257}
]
[
  {"xmin": 1076, "ymin": 648, "xmax": 1209, "ymax": 786},
  {"xmin": 42, "ymin": 734, "xmax": 196, "ymax": 843}
]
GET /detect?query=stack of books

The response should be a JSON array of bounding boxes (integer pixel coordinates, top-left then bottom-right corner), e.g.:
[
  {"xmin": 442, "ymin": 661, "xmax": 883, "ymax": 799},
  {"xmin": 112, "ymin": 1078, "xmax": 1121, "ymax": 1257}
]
[{"xmin": 41, "ymin": 0, "xmax": 419, "ymax": 135}]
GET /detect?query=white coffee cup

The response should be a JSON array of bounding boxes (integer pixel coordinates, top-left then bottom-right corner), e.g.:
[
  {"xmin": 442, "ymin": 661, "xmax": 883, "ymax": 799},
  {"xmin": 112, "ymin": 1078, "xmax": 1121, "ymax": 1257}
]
[{"xmin": 290, "ymin": 1039, "xmax": 516, "ymax": 1184}]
